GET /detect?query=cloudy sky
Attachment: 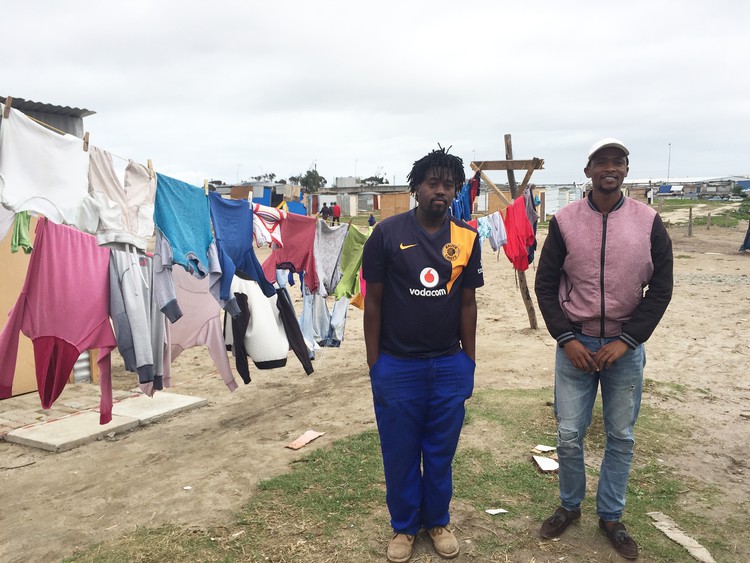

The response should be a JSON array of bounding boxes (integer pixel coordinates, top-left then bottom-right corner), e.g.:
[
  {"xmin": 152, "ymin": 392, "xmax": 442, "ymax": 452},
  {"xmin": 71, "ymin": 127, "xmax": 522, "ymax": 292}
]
[{"xmin": 3, "ymin": 1, "xmax": 749, "ymax": 188}]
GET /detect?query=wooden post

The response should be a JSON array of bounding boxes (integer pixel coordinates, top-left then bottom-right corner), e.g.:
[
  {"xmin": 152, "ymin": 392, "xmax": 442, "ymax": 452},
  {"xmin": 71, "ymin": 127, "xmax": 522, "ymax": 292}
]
[
  {"xmin": 707, "ymin": 212, "xmax": 711, "ymax": 230},
  {"xmin": 504, "ymin": 134, "xmax": 518, "ymax": 199},
  {"xmin": 504, "ymin": 134, "xmax": 537, "ymax": 330},
  {"xmin": 688, "ymin": 207, "xmax": 693, "ymax": 237}
]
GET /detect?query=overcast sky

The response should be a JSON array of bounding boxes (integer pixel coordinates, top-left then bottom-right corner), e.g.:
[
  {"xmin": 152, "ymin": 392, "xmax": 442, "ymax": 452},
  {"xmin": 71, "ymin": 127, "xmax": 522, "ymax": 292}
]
[{"xmin": 3, "ymin": 1, "xmax": 749, "ymax": 188}]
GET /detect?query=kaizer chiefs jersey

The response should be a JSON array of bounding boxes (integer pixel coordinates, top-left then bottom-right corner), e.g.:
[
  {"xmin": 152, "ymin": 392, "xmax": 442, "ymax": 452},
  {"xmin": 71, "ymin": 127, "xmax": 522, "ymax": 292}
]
[{"xmin": 362, "ymin": 208, "xmax": 484, "ymax": 358}]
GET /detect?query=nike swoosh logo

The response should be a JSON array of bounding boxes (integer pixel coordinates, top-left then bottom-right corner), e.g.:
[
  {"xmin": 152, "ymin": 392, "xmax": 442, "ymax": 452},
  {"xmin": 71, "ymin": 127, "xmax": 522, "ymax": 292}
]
[{"xmin": 399, "ymin": 243, "xmax": 418, "ymax": 250}]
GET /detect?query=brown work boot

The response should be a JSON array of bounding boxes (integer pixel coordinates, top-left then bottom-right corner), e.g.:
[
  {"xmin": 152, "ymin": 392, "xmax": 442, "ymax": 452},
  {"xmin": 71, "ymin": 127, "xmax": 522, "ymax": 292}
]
[
  {"xmin": 599, "ymin": 519, "xmax": 639, "ymax": 559},
  {"xmin": 428, "ymin": 525, "xmax": 460, "ymax": 559},
  {"xmin": 540, "ymin": 506, "xmax": 581, "ymax": 538},
  {"xmin": 387, "ymin": 532, "xmax": 415, "ymax": 563}
]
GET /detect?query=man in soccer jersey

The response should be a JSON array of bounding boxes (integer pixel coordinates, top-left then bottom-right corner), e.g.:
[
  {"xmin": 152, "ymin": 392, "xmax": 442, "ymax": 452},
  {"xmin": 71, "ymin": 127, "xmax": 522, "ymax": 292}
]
[{"xmin": 362, "ymin": 147, "xmax": 483, "ymax": 562}]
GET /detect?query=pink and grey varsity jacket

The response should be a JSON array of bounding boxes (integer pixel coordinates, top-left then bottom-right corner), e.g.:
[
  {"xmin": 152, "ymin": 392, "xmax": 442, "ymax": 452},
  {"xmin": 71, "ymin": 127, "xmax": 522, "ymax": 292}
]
[{"xmin": 535, "ymin": 193, "xmax": 673, "ymax": 349}]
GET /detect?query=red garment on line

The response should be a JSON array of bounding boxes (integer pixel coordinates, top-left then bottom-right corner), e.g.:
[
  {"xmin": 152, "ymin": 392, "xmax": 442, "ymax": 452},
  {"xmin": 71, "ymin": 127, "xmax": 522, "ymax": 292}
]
[
  {"xmin": 502, "ymin": 197, "xmax": 535, "ymax": 271},
  {"xmin": 261, "ymin": 212, "xmax": 319, "ymax": 293}
]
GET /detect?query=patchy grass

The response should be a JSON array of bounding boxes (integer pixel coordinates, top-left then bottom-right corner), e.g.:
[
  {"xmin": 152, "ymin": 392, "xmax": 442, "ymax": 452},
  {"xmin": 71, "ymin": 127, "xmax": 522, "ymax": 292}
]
[
  {"xmin": 659, "ymin": 199, "xmax": 750, "ymax": 227},
  {"xmin": 65, "ymin": 387, "xmax": 746, "ymax": 562}
]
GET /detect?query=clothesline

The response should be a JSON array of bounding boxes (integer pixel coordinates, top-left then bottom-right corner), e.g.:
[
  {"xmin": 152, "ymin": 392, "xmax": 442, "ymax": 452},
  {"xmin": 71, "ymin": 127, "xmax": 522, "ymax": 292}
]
[{"xmin": 25, "ymin": 114, "xmax": 67, "ymax": 136}]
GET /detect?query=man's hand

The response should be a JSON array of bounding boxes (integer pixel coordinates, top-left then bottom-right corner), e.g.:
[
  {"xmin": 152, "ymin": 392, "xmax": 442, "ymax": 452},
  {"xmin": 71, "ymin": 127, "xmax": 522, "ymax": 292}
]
[
  {"xmin": 562, "ymin": 340, "xmax": 598, "ymax": 372},
  {"xmin": 592, "ymin": 340, "xmax": 629, "ymax": 371}
]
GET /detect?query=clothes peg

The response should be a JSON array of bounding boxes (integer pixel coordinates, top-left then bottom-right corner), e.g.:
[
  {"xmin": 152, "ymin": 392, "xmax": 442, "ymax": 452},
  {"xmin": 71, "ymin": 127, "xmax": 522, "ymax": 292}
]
[
  {"xmin": 3, "ymin": 95, "xmax": 12, "ymax": 118},
  {"xmin": 147, "ymin": 159, "xmax": 154, "ymax": 179},
  {"xmin": 203, "ymin": 179, "xmax": 209, "ymax": 195},
  {"xmin": 83, "ymin": 132, "xmax": 90, "ymax": 151}
]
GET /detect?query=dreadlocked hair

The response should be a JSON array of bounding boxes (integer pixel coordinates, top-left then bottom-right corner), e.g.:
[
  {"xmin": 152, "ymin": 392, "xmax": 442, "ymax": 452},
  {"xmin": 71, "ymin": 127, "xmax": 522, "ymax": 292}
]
[{"xmin": 407, "ymin": 145, "xmax": 466, "ymax": 194}]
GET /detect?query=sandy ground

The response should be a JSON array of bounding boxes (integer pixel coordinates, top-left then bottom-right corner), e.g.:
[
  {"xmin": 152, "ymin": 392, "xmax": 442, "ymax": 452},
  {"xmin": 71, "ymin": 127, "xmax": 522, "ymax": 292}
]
[{"xmin": 0, "ymin": 215, "xmax": 748, "ymax": 562}]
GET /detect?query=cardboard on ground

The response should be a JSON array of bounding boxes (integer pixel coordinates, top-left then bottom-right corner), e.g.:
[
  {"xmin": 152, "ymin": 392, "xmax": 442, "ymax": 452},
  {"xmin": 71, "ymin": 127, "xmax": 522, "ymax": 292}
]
[{"xmin": 286, "ymin": 429, "xmax": 325, "ymax": 450}]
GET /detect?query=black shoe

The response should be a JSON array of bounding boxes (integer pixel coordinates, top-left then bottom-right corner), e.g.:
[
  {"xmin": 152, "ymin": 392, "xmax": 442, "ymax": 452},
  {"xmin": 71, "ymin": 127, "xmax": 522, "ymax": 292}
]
[
  {"xmin": 540, "ymin": 507, "xmax": 581, "ymax": 538},
  {"xmin": 599, "ymin": 519, "xmax": 639, "ymax": 559}
]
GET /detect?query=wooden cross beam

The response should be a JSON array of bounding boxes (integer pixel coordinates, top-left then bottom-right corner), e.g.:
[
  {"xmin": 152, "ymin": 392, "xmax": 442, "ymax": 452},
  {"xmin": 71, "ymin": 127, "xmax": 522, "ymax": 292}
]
[
  {"xmin": 471, "ymin": 159, "xmax": 544, "ymax": 172},
  {"xmin": 471, "ymin": 157, "xmax": 544, "ymax": 209}
]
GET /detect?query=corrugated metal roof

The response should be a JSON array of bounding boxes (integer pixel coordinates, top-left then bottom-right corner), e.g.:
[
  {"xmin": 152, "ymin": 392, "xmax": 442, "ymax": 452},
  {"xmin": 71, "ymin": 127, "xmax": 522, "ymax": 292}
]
[{"xmin": 0, "ymin": 96, "xmax": 95, "ymax": 118}]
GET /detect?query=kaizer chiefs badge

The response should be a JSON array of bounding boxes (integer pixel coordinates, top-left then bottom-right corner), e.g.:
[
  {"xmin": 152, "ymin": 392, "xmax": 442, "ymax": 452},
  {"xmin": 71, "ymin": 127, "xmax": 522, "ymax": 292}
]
[{"xmin": 442, "ymin": 243, "xmax": 460, "ymax": 262}]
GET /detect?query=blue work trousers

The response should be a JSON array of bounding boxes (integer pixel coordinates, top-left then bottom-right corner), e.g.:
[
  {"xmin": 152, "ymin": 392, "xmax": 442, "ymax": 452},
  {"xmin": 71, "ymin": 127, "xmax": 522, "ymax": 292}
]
[
  {"xmin": 369, "ymin": 350, "xmax": 475, "ymax": 534},
  {"xmin": 554, "ymin": 333, "xmax": 646, "ymax": 521}
]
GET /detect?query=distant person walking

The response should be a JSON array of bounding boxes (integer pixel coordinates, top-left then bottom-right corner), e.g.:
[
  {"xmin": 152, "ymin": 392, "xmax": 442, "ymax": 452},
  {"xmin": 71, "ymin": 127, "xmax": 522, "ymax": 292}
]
[
  {"xmin": 368, "ymin": 213, "xmax": 376, "ymax": 227},
  {"xmin": 319, "ymin": 202, "xmax": 331, "ymax": 223},
  {"xmin": 332, "ymin": 202, "xmax": 342, "ymax": 225},
  {"xmin": 535, "ymin": 138, "xmax": 673, "ymax": 560}
]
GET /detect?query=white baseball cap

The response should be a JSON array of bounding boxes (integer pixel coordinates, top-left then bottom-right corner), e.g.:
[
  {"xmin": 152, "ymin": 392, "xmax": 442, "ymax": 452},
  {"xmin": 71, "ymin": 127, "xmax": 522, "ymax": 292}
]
[{"xmin": 587, "ymin": 138, "xmax": 629, "ymax": 160}]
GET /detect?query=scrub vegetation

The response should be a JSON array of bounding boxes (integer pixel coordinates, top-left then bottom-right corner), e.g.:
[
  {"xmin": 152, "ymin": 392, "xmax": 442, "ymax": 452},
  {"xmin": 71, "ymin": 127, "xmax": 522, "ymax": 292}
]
[{"xmin": 64, "ymin": 387, "xmax": 743, "ymax": 562}]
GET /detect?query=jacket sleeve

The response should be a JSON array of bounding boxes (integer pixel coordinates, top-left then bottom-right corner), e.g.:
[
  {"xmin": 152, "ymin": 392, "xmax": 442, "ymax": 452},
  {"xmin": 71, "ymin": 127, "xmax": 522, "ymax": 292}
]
[
  {"xmin": 534, "ymin": 217, "xmax": 576, "ymax": 347},
  {"xmin": 230, "ymin": 292, "xmax": 252, "ymax": 384},
  {"xmin": 276, "ymin": 287, "xmax": 314, "ymax": 375},
  {"xmin": 153, "ymin": 228, "xmax": 183, "ymax": 323},
  {"xmin": 619, "ymin": 214, "xmax": 673, "ymax": 347}
]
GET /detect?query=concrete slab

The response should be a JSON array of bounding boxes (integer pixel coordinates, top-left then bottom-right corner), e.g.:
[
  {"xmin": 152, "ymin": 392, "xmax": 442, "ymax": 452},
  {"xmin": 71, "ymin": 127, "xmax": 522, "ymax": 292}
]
[
  {"xmin": 4, "ymin": 412, "xmax": 140, "ymax": 453},
  {"xmin": 112, "ymin": 392, "xmax": 208, "ymax": 424}
]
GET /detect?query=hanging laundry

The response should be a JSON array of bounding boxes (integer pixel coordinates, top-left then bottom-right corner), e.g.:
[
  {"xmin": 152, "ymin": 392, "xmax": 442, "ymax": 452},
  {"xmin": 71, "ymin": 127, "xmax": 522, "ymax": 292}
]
[
  {"xmin": 153, "ymin": 173, "xmax": 223, "ymax": 321},
  {"xmin": 109, "ymin": 250, "xmax": 165, "ymax": 397},
  {"xmin": 154, "ymin": 173, "xmax": 215, "ymax": 277},
  {"xmin": 277, "ymin": 269, "xmax": 316, "ymax": 358},
  {"xmin": 327, "ymin": 296, "xmax": 350, "ymax": 345},
  {"xmin": 502, "ymin": 197, "xmax": 535, "ymax": 271},
  {"xmin": 298, "ymin": 286, "xmax": 318, "ymax": 354},
  {"xmin": 333, "ymin": 224, "xmax": 370, "ymax": 299},
  {"xmin": 475, "ymin": 215, "xmax": 493, "ymax": 248},
  {"xmin": 87, "ymin": 146, "xmax": 156, "ymax": 252},
  {"xmin": 524, "ymin": 186, "xmax": 540, "ymax": 264},
  {"xmin": 469, "ymin": 170, "xmax": 481, "ymax": 201},
  {"xmin": 0, "ymin": 219, "xmax": 116, "ymax": 424},
  {"xmin": 11, "ymin": 210, "xmax": 32, "ymax": 254},
  {"xmin": 349, "ymin": 268, "xmax": 366, "ymax": 311},
  {"xmin": 208, "ymin": 191, "xmax": 275, "ymax": 305},
  {"xmin": 486, "ymin": 210, "xmax": 508, "ymax": 252},
  {"xmin": 225, "ymin": 275, "xmax": 289, "ymax": 383},
  {"xmin": 252, "ymin": 202, "xmax": 286, "ymax": 248},
  {"xmin": 163, "ymin": 266, "xmax": 239, "ymax": 392},
  {"xmin": 313, "ymin": 220, "xmax": 349, "ymax": 297},
  {"xmin": 305, "ymin": 291, "xmax": 351, "ymax": 347},
  {"xmin": 451, "ymin": 182, "xmax": 473, "ymax": 221},
  {"xmin": 0, "ymin": 103, "xmax": 98, "ymax": 232},
  {"xmin": 274, "ymin": 286, "xmax": 314, "ymax": 375},
  {"xmin": 261, "ymin": 212, "xmax": 319, "ymax": 293}
]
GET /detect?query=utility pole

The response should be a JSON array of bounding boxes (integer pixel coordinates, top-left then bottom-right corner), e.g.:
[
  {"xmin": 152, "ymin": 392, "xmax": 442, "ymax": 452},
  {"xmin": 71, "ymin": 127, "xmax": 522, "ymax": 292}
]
[{"xmin": 667, "ymin": 143, "xmax": 671, "ymax": 182}]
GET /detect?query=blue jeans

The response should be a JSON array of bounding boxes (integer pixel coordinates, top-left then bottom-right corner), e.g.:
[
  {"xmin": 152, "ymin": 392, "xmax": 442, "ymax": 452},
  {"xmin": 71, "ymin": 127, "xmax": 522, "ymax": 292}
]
[
  {"xmin": 554, "ymin": 333, "xmax": 646, "ymax": 521},
  {"xmin": 370, "ymin": 351, "xmax": 475, "ymax": 534}
]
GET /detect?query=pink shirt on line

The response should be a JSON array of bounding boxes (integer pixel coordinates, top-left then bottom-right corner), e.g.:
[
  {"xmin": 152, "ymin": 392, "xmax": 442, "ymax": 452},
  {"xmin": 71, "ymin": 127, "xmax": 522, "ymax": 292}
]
[{"xmin": 0, "ymin": 219, "xmax": 116, "ymax": 424}]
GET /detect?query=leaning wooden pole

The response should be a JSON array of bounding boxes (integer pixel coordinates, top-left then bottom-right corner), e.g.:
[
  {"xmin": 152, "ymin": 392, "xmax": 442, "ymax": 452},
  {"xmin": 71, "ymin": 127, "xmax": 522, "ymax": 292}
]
[
  {"xmin": 504, "ymin": 134, "xmax": 538, "ymax": 330},
  {"xmin": 504, "ymin": 134, "xmax": 519, "ymax": 200}
]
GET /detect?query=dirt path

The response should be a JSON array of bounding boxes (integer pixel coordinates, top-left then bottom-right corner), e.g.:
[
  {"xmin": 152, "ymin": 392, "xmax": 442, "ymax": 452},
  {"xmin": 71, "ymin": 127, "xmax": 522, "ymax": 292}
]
[{"xmin": 0, "ymin": 219, "xmax": 748, "ymax": 562}]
